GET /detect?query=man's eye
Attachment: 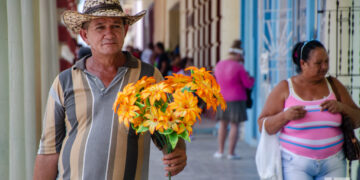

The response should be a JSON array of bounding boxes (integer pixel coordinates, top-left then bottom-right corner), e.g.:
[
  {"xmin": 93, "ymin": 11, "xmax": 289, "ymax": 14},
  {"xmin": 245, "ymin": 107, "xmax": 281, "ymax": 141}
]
[
  {"xmin": 96, "ymin": 26, "xmax": 105, "ymax": 29},
  {"xmin": 113, "ymin": 25, "xmax": 121, "ymax": 28}
]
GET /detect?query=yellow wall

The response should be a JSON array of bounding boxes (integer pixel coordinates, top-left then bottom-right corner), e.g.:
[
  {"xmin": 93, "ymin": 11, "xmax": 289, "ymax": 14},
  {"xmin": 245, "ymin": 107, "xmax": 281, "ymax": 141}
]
[
  {"xmin": 153, "ymin": 0, "xmax": 166, "ymax": 44},
  {"xmin": 220, "ymin": 0, "xmax": 240, "ymax": 60}
]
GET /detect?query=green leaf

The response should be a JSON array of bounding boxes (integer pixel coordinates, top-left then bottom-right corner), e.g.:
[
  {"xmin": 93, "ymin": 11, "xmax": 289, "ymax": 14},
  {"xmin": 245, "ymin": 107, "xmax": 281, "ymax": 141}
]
[
  {"xmin": 181, "ymin": 86, "xmax": 196, "ymax": 93},
  {"xmin": 154, "ymin": 100, "xmax": 161, "ymax": 107},
  {"xmin": 135, "ymin": 101, "xmax": 145, "ymax": 108},
  {"xmin": 179, "ymin": 130, "xmax": 191, "ymax": 142},
  {"xmin": 161, "ymin": 129, "xmax": 173, "ymax": 135},
  {"xmin": 136, "ymin": 124, "xmax": 149, "ymax": 133},
  {"xmin": 168, "ymin": 132, "xmax": 179, "ymax": 150},
  {"xmin": 160, "ymin": 104, "xmax": 168, "ymax": 113},
  {"xmin": 146, "ymin": 98, "xmax": 151, "ymax": 106},
  {"xmin": 134, "ymin": 111, "xmax": 140, "ymax": 118}
]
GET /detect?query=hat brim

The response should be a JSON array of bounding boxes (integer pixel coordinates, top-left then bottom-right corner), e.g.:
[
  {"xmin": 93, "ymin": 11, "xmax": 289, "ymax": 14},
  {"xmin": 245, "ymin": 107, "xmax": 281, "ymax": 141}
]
[{"xmin": 62, "ymin": 9, "xmax": 146, "ymax": 34}]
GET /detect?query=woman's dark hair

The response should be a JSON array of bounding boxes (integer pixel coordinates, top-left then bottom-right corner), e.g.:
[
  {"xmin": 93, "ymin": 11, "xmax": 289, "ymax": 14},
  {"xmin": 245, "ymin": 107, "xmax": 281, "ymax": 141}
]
[
  {"xmin": 292, "ymin": 40, "xmax": 325, "ymax": 73},
  {"xmin": 231, "ymin": 40, "xmax": 242, "ymax": 49}
]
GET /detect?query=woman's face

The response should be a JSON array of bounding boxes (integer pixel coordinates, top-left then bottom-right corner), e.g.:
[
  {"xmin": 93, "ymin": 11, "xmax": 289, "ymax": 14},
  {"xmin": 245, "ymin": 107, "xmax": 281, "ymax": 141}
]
[{"xmin": 301, "ymin": 47, "xmax": 329, "ymax": 79}]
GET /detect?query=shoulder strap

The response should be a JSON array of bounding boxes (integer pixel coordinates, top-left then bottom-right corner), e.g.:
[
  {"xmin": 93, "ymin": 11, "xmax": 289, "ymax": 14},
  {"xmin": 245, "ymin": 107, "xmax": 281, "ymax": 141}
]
[
  {"xmin": 139, "ymin": 61, "xmax": 155, "ymax": 79},
  {"xmin": 326, "ymin": 76, "xmax": 341, "ymax": 102}
]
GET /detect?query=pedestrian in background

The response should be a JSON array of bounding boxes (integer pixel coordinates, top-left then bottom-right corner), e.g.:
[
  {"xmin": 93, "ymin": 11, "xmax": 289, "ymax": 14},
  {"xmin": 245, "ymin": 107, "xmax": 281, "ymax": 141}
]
[
  {"xmin": 141, "ymin": 42, "xmax": 154, "ymax": 65},
  {"xmin": 257, "ymin": 40, "xmax": 360, "ymax": 179},
  {"xmin": 154, "ymin": 42, "xmax": 171, "ymax": 76},
  {"xmin": 213, "ymin": 40, "xmax": 255, "ymax": 160}
]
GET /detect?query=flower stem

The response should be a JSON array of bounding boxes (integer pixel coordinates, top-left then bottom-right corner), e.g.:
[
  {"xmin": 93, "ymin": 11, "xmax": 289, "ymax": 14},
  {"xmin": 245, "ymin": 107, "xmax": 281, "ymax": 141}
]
[{"xmin": 166, "ymin": 135, "xmax": 173, "ymax": 180}]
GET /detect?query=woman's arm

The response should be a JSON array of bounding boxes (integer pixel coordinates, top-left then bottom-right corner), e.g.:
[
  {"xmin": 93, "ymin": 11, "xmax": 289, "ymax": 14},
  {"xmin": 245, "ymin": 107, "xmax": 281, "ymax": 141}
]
[
  {"xmin": 258, "ymin": 80, "xmax": 307, "ymax": 134},
  {"xmin": 238, "ymin": 65, "xmax": 255, "ymax": 89}
]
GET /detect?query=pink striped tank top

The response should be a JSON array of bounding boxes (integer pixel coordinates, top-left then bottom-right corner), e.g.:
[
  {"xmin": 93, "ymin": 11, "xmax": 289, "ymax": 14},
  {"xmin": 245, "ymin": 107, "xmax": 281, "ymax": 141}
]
[{"xmin": 279, "ymin": 78, "xmax": 343, "ymax": 159}]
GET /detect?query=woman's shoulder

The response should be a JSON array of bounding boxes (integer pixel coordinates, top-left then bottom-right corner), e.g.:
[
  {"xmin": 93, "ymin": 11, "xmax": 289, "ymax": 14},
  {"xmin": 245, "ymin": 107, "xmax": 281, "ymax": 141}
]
[{"xmin": 270, "ymin": 79, "xmax": 290, "ymax": 99}]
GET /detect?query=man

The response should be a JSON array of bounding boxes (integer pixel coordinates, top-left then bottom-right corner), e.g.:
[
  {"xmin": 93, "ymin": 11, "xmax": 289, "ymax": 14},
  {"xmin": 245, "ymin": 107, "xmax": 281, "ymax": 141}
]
[{"xmin": 33, "ymin": 0, "xmax": 187, "ymax": 179}]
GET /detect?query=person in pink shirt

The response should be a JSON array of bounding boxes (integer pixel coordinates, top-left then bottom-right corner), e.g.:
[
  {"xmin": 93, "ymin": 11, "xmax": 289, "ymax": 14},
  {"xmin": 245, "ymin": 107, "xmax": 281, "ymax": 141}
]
[
  {"xmin": 213, "ymin": 40, "xmax": 255, "ymax": 160},
  {"xmin": 258, "ymin": 40, "xmax": 360, "ymax": 179}
]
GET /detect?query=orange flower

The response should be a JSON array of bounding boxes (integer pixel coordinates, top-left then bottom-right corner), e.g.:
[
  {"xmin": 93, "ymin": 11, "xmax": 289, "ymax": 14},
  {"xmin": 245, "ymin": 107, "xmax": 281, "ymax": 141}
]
[
  {"xmin": 165, "ymin": 109, "xmax": 186, "ymax": 134},
  {"xmin": 134, "ymin": 76, "xmax": 156, "ymax": 93},
  {"xmin": 185, "ymin": 66, "xmax": 227, "ymax": 112},
  {"xmin": 168, "ymin": 90, "xmax": 202, "ymax": 123},
  {"xmin": 165, "ymin": 73, "xmax": 192, "ymax": 89},
  {"xmin": 143, "ymin": 107, "xmax": 169, "ymax": 134},
  {"xmin": 141, "ymin": 82, "xmax": 173, "ymax": 105},
  {"xmin": 115, "ymin": 94, "xmax": 140, "ymax": 128},
  {"xmin": 113, "ymin": 83, "xmax": 136, "ymax": 112},
  {"xmin": 212, "ymin": 84, "xmax": 227, "ymax": 110}
]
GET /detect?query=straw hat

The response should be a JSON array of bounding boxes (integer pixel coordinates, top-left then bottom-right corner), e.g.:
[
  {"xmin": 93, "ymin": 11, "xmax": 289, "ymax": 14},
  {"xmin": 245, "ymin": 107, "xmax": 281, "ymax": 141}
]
[{"xmin": 62, "ymin": 0, "xmax": 146, "ymax": 34}]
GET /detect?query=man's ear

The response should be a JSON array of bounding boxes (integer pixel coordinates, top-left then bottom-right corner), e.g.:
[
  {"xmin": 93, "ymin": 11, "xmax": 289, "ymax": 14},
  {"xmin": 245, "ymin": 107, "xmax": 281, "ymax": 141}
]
[{"xmin": 79, "ymin": 29, "xmax": 89, "ymax": 45}]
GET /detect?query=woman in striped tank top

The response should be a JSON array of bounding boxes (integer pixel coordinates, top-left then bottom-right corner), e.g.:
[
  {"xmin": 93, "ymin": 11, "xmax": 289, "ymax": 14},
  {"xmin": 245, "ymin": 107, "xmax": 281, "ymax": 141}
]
[{"xmin": 257, "ymin": 40, "xmax": 360, "ymax": 180}]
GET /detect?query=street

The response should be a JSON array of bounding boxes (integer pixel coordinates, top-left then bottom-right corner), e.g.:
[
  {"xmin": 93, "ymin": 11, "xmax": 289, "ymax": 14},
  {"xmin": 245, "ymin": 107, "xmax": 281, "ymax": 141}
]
[{"xmin": 149, "ymin": 119, "xmax": 259, "ymax": 180}]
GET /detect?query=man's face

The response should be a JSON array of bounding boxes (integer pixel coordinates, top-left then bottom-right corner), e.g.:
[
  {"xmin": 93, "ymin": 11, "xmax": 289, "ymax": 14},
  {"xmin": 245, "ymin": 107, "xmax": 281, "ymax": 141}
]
[{"xmin": 80, "ymin": 17, "xmax": 128, "ymax": 56}]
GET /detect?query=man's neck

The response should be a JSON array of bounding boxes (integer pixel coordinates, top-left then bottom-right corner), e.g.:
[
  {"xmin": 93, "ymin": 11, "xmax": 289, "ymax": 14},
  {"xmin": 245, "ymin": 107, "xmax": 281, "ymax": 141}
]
[{"xmin": 87, "ymin": 52, "xmax": 125, "ymax": 72}]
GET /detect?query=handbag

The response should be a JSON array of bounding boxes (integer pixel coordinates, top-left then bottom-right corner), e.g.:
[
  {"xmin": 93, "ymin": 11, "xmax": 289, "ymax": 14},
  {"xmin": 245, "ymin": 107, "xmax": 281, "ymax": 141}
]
[
  {"xmin": 327, "ymin": 76, "xmax": 360, "ymax": 161},
  {"xmin": 246, "ymin": 88, "xmax": 253, "ymax": 108},
  {"xmin": 255, "ymin": 118, "xmax": 283, "ymax": 180}
]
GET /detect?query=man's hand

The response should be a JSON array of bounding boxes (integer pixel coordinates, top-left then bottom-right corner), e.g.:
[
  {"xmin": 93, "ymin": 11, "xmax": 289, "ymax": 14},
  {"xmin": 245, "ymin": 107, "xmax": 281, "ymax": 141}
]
[{"xmin": 162, "ymin": 147, "xmax": 187, "ymax": 177}]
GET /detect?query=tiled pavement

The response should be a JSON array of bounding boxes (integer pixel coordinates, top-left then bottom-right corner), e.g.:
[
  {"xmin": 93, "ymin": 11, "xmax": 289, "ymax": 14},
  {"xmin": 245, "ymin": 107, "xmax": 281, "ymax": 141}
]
[{"xmin": 149, "ymin": 118, "xmax": 259, "ymax": 180}]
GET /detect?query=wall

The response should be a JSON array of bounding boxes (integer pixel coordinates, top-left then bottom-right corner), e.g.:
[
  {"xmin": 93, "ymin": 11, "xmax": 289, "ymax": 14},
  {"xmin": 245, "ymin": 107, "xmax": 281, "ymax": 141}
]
[
  {"xmin": 153, "ymin": 0, "xmax": 166, "ymax": 44},
  {"xmin": 220, "ymin": 0, "xmax": 240, "ymax": 60}
]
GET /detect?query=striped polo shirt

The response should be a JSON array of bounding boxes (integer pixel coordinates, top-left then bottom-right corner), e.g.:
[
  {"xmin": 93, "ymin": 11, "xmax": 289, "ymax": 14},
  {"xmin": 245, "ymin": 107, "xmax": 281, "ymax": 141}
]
[
  {"xmin": 279, "ymin": 78, "xmax": 343, "ymax": 159},
  {"xmin": 38, "ymin": 52, "xmax": 164, "ymax": 180}
]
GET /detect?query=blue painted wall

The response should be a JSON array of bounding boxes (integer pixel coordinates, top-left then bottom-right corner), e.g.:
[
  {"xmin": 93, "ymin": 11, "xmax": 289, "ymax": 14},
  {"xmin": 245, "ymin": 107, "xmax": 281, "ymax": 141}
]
[
  {"xmin": 241, "ymin": 0, "xmax": 259, "ymax": 146},
  {"xmin": 241, "ymin": 0, "xmax": 318, "ymax": 145}
]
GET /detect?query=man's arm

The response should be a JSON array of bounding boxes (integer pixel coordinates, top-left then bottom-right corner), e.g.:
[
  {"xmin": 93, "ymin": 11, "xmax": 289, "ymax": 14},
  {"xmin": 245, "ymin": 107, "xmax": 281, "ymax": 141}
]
[
  {"xmin": 33, "ymin": 153, "xmax": 59, "ymax": 180},
  {"xmin": 162, "ymin": 139, "xmax": 187, "ymax": 177}
]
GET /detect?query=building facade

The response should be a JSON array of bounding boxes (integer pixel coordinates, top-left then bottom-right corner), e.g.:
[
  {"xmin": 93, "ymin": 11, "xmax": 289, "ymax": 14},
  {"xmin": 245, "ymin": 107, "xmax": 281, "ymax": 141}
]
[{"xmin": 241, "ymin": 0, "xmax": 360, "ymax": 178}]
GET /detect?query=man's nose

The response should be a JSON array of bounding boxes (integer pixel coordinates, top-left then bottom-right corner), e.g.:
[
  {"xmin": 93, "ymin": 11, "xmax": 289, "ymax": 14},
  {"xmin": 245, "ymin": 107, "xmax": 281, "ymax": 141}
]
[{"xmin": 104, "ymin": 26, "xmax": 116, "ymax": 36}]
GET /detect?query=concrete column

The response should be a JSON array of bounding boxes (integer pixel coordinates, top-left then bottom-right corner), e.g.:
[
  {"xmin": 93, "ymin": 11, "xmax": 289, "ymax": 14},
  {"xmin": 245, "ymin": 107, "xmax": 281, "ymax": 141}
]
[
  {"xmin": 7, "ymin": 0, "xmax": 26, "ymax": 179},
  {"xmin": 39, "ymin": 0, "xmax": 59, "ymax": 113},
  {"xmin": 220, "ymin": 0, "xmax": 240, "ymax": 60},
  {"xmin": 0, "ymin": 1, "xmax": 9, "ymax": 179},
  {"xmin": 21, "ymin": 0, "xmax": 37, "ymax": 178},
  {"xmin": 153, "ymin": 0, "xmax": 166, "ymax": 43}
]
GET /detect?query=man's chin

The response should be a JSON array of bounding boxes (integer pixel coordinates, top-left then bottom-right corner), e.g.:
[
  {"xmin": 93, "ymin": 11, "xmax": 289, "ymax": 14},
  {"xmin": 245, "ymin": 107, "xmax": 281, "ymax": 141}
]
[{"xmin": 100, "ymin": 48, "xmax": 121, "ymax": 55}]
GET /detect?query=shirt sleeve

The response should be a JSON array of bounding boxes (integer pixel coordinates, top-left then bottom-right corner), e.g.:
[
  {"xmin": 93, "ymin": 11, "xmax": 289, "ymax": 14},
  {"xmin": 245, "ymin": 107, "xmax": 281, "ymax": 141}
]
[
  {"xmin": 37, "ymin": 75, "xmax": 66, "ymax": 154},
  {"xmin": 238, "ymin": 65, "xmax": 255, "ymax": 89}
]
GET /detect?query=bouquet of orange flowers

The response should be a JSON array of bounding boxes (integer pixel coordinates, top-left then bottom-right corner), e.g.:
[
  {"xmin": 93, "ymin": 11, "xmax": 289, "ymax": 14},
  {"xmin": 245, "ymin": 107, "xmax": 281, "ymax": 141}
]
[{"xmin": 113, "ymin": 66, "xmax": 226, "ymax": 178}]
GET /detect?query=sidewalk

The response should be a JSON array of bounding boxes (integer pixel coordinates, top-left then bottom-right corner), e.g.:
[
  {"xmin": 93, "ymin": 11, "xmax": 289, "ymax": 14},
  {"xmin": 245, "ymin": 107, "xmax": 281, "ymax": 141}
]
[{"xmin": 149, "ymin": 118, "xmax": 259, "ymax": 180}]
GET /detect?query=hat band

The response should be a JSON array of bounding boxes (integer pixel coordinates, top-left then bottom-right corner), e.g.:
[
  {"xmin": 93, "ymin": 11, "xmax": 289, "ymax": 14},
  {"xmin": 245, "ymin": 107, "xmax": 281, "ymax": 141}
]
[{"xmin": 84, "ymin": 4, "xmax": 124, "ymax": 14}]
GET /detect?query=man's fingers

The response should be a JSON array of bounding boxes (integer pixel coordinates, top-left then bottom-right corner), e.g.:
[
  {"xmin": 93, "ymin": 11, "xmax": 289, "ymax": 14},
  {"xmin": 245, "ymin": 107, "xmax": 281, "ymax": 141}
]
[
  {"xmin": 163, "ymin": 154, "xmax": 187, "ymax": 166},
  {"xmin": 164, "ymin": 161, "xmax": 186, "ymax": 176}
]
